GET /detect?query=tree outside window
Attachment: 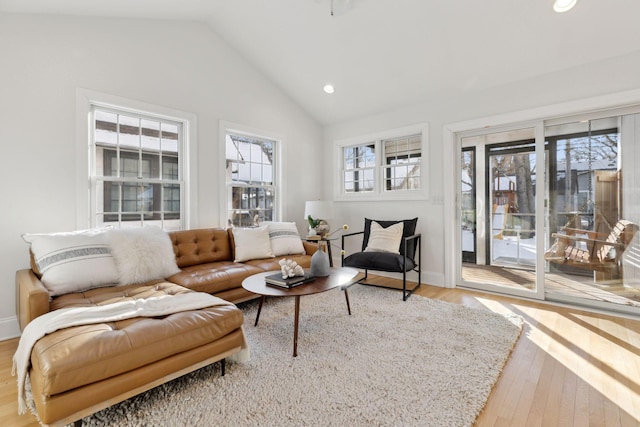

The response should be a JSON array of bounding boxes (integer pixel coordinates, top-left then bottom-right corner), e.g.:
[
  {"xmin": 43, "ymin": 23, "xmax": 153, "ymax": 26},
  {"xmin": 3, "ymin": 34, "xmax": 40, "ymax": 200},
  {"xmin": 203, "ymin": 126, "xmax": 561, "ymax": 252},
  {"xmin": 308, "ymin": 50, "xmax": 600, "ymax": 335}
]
[{"xmin": 343, "ymin": 143, "xmax": 375, "ymax": 193}]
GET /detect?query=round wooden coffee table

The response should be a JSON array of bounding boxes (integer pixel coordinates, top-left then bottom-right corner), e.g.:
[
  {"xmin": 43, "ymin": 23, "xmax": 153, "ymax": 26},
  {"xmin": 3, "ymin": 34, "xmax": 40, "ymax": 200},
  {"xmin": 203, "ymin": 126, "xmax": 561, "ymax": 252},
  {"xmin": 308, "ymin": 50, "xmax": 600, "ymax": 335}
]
[{"xmin": 242, "ymin": 267, "xmax": 359, "ymax": 357}]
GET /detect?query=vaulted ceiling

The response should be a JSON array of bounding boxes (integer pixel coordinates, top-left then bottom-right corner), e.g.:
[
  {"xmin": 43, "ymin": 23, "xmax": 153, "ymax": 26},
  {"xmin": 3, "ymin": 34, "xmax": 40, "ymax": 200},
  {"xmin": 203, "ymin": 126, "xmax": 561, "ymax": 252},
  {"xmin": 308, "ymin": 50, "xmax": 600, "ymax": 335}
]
[{"xmin": 2, "ymin": 0, "xmax": 640, "ymax": 124}]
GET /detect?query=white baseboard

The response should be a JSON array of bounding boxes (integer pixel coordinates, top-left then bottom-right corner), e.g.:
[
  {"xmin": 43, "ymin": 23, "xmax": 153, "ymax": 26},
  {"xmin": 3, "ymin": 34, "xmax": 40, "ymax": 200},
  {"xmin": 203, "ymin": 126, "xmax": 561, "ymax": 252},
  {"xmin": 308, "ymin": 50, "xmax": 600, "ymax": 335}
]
[
  {"xmin": 0, "ymin": 316, "xmax": 21, "ymax": 341},
  {"xmin": 422, "ymin": 271, "xmax": 445, "ymax": 287}
]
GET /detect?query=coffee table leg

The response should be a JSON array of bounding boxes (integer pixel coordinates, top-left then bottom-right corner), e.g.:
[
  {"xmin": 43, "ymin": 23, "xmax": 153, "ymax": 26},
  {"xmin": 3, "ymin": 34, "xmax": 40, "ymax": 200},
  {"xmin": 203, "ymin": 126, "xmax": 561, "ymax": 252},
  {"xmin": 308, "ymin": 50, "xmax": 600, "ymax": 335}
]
[
  {"xmin": 344, "ymin": 288, "xmax": 351, "ymax": 315},
  {"xmin": 255, "ymin": 296, "xmax": 265, "ymax": 327},
  {"xmin": 293, "ymin": 295, "xmax": 300, "ymax": 357}
]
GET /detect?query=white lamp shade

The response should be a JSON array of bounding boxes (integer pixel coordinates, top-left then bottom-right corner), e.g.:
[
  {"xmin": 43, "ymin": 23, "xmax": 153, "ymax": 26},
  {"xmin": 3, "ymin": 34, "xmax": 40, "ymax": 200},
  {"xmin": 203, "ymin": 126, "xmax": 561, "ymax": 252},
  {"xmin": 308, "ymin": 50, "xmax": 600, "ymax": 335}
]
[{"xmin": 304, "ymin": 201, "xmax": 333, "ymax": 221}]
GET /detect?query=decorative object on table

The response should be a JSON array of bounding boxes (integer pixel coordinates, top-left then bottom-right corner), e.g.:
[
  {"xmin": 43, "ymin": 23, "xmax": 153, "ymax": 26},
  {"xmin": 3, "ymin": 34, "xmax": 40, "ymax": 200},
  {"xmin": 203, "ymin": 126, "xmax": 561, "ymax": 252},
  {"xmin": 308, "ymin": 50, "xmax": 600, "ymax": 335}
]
[
  {"xmin": 307, "ymin": 215, "xmax": 330, "ymax": 238},
  {"xmin": 264, "ymin": 259, "xmax": 314, "ymax": 288},
  {"xmin": 264, "ymin": 271, "xmax": 315, "ymax": 289},
  {"xmin": 305, "ymin": 224, "xmax": 350, "ymax": 268},
  {"xmin": 310, "ymin": 242, "xmax": 331, "ymax": 277},
  {"xmin": 305, "ymin": 233, "xmax": 321, "ymax": 241},
  {"xmin": 278, "ymin": 258, "xmax": 304, "ymax": 278},
  {"xmin": 332, "ymin": 223, "xmax": 349, "ymax": 236},
  {"xmin": 304, "ymin": 200, "xmax": 333, "ymax": 238}
]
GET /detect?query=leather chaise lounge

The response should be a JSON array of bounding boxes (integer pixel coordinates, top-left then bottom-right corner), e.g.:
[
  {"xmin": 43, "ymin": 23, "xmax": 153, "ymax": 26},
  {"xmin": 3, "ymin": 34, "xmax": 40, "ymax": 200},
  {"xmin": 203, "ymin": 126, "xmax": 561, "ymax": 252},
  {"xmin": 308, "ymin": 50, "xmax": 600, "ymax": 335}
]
[{"xmin": 15, "ymin": 226, "xmax": 316, "ymax": 426}]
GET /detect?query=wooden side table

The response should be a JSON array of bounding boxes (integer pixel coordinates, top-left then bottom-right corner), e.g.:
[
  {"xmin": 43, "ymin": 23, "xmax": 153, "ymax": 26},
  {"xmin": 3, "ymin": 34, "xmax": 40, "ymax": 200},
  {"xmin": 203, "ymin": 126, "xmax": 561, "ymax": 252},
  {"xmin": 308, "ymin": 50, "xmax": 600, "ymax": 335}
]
[{"xmin": 305, "ymin": 237, "xmax": 336, "ymax": 267}]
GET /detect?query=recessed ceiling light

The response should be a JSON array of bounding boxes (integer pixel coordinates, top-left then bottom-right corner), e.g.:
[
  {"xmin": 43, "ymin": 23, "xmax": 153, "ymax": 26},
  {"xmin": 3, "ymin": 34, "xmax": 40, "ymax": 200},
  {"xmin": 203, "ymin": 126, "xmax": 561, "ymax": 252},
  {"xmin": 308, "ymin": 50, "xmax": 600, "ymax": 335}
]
[
  {"xmin": 553, "ymin": 0, "xmax": 577, "ymax": 13},
  {"xmin": 323, "ymin": 84, "xmax": 335, "ymax": 94}
]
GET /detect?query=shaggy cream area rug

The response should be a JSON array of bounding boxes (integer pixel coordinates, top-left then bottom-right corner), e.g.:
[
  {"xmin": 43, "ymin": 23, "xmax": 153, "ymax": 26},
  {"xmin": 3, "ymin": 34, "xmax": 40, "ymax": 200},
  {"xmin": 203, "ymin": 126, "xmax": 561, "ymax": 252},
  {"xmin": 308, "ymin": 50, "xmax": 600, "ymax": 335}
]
[{"xmin": 81, "ymin": 285, "xmax": 523, "ymax": 427}]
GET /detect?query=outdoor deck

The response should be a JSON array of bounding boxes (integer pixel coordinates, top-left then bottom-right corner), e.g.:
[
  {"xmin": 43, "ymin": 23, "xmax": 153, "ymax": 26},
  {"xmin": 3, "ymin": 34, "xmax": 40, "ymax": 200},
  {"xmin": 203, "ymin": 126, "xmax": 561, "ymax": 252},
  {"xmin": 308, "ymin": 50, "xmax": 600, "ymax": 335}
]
[{"xmin": 462, "ymin": 263, "xmax": 640, "ymax": 308}]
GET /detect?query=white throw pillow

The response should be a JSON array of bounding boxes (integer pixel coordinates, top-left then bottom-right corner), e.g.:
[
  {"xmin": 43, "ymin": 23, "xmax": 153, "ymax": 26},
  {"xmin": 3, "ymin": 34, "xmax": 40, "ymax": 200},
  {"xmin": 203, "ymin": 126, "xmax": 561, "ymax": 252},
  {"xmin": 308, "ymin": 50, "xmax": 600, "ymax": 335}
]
[
  {"xmin": 22, "ymin": 228, "xmax": 119, "ymax": 296},
  {"xmin": 108, "ymin": 227, "xmax": 181, "ymax": 285},
  {"xmin": 365, "ymin": 221, "xmax": 404, "ymax": 254},
  {"xmin": 268, "ymin": 222, "xmax": 305, "ymax": 256},
  {"xmin": 232, "ymin": 226, "xmax": 275, "ymax": 262}
]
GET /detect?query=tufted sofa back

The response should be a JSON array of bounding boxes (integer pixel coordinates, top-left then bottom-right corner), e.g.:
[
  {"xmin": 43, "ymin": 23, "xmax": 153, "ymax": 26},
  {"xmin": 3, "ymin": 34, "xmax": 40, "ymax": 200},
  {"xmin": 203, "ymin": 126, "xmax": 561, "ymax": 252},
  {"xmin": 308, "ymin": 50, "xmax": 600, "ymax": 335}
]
[{"xmin": 169, "ymin": 228, "xmax": 233, "ymax": 268}]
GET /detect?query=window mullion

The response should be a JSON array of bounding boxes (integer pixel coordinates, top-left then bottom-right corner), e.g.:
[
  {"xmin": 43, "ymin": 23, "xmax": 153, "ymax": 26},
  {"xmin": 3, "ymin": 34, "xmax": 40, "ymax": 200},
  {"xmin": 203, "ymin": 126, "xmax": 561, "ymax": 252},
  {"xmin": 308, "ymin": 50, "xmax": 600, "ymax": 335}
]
[{"xmin": 376, "ymin": 139, "xmax": 382, "ymax": 194}]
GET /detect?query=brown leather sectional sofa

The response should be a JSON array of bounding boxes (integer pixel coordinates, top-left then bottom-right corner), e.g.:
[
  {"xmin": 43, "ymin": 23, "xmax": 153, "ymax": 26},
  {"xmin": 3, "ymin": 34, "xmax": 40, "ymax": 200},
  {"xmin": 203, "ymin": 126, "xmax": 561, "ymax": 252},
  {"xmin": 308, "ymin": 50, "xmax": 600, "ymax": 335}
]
[
  {"xmin": 15, "ymin": 227, "xmax": 316, "ymax": 426},
  {"xmin": 167, "ymin": 227, "xmax": 316, "ymax": 303}
]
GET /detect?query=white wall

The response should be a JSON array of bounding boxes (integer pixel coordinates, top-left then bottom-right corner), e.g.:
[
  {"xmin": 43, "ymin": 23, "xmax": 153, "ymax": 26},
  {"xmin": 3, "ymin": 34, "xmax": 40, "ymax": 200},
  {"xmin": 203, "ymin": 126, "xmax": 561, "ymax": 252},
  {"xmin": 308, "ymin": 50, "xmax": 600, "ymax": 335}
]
[
  {"xmin": 0, "ymin": 13, "xmax": 323, "ymax": 339},
  {"xmin": 324, "ymin": 49, "xmax": 640, "ymax": 288}
]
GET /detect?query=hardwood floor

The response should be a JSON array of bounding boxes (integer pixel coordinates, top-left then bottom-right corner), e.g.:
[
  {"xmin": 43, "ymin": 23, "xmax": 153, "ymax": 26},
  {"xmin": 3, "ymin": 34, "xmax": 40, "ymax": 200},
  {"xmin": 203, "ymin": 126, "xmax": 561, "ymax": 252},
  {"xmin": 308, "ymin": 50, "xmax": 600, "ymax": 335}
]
[
  {"xmin": 463, "ymin": 263, "xmax": 640, "ymax": 307},
  {"xmin": 1, "ymin": 276, "xmax": 639, "ymax": 426}
]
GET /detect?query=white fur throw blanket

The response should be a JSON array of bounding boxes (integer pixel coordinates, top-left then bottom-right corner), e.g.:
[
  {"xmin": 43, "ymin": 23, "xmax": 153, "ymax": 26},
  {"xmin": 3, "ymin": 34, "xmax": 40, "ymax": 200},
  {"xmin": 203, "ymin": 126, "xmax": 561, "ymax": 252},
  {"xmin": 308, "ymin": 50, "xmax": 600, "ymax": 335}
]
[{"xmin": 13, "ymin": 293, "xmax": 250, "ymax": 414}]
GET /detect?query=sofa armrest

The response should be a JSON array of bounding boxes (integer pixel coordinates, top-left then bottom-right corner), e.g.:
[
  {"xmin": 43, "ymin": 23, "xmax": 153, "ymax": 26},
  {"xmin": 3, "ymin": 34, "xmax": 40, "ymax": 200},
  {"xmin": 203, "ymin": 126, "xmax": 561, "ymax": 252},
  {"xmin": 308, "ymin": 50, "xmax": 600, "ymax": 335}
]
[
  {"xmin": 16, "ymin": 269, "xmax": 50, "ymax": 331},
  {"xmin": 302, "ymin": 240, "xmax": 319, "ymax": 255}
]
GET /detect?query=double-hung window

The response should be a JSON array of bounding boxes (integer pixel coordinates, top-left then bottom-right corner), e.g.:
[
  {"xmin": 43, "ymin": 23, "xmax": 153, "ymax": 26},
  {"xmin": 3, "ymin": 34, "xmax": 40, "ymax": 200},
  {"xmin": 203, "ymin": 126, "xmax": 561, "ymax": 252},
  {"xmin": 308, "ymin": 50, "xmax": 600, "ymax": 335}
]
[
  {"xmin": 343, "ymin": 143, "xmax": 376, "ymax": 193},
  {"xmin": 91, "ymin": 107, "xmax": 184, "ymax": 229},
  {"xmin": 336, "ymin": 124, "xmax": 428, "ymax": 200},
  {"xmin": 224, "ymin": 131, "xmax": 277, "ymax": 227},
  {"xmin": 382, "ymin": 134, "xmax": 422, "ymax": 191}
]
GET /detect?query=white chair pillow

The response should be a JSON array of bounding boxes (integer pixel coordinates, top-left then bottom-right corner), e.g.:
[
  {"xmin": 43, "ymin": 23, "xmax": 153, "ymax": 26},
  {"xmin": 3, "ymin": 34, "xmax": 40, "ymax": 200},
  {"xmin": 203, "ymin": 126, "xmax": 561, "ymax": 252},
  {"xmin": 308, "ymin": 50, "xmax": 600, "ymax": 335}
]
[{"xmin": 365, "ymin": 221, "xmax": 404, "ymax": 254}]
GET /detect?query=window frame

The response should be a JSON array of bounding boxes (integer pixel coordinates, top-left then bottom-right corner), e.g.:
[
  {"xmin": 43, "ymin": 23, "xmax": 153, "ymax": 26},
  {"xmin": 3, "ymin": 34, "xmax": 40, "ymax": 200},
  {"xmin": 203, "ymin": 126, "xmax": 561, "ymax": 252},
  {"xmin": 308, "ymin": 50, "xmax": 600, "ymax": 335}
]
[
  {"xmin": 381, "ymin": 133, "xmax": 423, "ymax": 192},
  {"xmin": 342, "ymin": 142, "xmax": 376, "ymax": 194},
  {"xmin": 333, "ymin": 123, "xmax": 429, "ymax": 201},
  {"xmin": 92, "ymin": 106, "xmax": 183, "ymax": 226},
  {"xmin": 219, "ymin": 121, "xmax": 283, "ymax": 227},
  {"xmin": 76, "ymin": 89, "xmax": 197, "ymax": 231}
]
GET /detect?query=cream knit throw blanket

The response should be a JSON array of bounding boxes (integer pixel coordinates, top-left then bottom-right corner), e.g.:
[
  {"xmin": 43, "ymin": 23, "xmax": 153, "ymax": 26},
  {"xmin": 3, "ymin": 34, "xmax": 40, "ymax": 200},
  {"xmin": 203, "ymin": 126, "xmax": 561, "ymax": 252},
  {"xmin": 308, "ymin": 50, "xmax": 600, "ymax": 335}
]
[{"xmin": 13, "ymin": 293, "xmax": 250, "ymax": 414}]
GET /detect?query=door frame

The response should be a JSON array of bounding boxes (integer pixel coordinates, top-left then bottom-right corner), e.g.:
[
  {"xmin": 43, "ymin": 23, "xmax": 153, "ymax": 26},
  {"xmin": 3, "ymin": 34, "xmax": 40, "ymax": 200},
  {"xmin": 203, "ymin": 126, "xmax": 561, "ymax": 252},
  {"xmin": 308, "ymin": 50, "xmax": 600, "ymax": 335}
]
[
  {"xmin": 461, "ymin": 146, "xmax": 477, "ymax": 264},
  {"xmin": 455, "ymin": 121, "xmax": 546, "ymax": 300}
]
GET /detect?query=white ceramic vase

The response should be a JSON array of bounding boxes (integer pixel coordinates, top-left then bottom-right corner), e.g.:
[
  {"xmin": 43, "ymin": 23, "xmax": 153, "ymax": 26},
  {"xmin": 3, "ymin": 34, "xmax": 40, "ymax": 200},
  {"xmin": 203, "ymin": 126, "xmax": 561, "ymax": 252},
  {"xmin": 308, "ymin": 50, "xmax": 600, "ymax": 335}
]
[{"xmin": 310, "ymin": 247, "xmax": 330, "ymax": 277}]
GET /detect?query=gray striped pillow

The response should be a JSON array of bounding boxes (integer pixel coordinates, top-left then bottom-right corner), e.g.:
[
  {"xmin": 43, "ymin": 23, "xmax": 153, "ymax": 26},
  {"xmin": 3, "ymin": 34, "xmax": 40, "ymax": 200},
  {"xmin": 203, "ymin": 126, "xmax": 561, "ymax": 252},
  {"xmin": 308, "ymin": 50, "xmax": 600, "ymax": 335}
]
[
  {"xmin": 23, "ymin": 229, "xmax": 119, "ymax": 296},
  {"xmin": 268, "ymin": 222, "xmax": 305, "ymax": 256}
]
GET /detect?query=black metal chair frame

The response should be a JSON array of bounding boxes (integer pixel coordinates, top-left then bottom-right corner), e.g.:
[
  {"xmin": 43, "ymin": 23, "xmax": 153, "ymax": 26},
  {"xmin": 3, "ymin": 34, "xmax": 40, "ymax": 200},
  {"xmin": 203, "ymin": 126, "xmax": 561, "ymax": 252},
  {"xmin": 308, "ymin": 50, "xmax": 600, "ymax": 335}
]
[{"xmin": 341, "ymin": 230, "xmax": 421, "ymax": 301}]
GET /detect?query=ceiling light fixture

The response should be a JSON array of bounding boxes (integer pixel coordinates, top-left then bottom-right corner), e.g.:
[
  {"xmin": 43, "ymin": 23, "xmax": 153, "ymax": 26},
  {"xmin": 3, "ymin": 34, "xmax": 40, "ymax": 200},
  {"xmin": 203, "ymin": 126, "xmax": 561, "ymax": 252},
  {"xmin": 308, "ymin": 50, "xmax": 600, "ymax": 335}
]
[
  {"xmin": 323, "ymin": 84, "xmax": 335, "ymax": 94},
  {"xmin": 553, "ymin": 0, "xmax": 577, "ymax": 13}
]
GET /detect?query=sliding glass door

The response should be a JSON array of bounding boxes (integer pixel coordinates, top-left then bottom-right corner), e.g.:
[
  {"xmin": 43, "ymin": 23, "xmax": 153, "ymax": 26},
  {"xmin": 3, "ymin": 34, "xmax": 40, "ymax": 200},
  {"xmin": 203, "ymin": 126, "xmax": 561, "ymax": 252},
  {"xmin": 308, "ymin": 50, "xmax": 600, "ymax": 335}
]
[
  {"xmin": 457, "ymin": 111, "xmax": 640, "ymax": 315},
  {"xmin": 459, "ymin": 124, "xmax": 545, "ymax": 299},
  {"xmin": 487, "ymin": 142, "xmax": 537, "ymax": 270},
  {"xmin": 543, "ymin": 114, "xmax": 640, "ymax": 312}
]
